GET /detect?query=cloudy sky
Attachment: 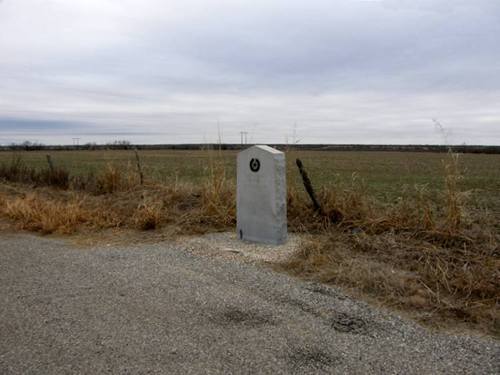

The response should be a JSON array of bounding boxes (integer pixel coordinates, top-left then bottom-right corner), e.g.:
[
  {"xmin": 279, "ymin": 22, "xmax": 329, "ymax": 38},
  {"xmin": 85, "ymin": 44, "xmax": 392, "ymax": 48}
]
[{"xmin": 0, "ymin": 0, "xmax": 499, "ymax": 145}]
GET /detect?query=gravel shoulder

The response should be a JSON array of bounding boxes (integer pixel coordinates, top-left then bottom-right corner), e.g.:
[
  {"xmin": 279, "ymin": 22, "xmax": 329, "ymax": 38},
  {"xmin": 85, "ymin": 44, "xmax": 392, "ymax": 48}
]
[{"xmin": 0, "ymin": 232, "xmax": 498, "ymax": 374}]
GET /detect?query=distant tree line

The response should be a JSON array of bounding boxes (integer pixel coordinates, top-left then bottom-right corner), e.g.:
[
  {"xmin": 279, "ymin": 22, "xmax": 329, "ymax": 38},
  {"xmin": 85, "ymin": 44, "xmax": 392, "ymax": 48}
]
[
  {"xmin": 3, "ymin": 141, "xmax": 46, "ymax": 151},
  {"xmin": 1, "ymin": 142, "xmax": 499, "ymax": 154}
]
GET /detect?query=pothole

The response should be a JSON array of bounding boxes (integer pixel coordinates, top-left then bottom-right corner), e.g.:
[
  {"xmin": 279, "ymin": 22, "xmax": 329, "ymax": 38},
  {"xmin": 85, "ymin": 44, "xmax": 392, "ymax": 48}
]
[{"xmin": 209, "ymin": 306, "xmax": 276, "ymax": 328}]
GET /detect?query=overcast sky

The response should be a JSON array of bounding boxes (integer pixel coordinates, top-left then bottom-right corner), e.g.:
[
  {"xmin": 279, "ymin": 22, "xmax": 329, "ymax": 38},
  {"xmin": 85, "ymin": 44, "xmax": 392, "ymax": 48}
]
[{"xmin": 0, "ymin": 0, "xmax": 499, "ymax": 145}]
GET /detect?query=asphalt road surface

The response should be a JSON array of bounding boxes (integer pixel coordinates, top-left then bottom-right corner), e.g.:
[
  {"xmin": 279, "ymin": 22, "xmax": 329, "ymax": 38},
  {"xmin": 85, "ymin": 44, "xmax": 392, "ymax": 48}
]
[{"xmin": 1, "ymin": 233, "xmax": 498, "ymax": 374}]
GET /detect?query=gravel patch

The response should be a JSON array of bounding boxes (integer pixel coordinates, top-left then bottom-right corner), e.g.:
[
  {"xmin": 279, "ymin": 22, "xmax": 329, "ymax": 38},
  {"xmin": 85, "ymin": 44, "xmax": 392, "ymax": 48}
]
[{"xmin": 176, "ymin": 231, "xmax": 301, "ymax": 263}]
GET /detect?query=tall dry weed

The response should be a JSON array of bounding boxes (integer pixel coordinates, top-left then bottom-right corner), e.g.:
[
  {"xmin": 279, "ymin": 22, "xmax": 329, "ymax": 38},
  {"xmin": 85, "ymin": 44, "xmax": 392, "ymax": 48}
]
[
  {"xmin": 198, "ymin": 149, "xmax": 235, "ymax": 228},
  {"xmin": 443, "ymin": 151, "xmax": 467, "ymax": 232},
  {"xmin": 96, "ymin": 163, "xmax": 123, "ymax": 194},
  {"xmin": 133, "ymin": 197, "xmax": 164, "ymax": 230}
]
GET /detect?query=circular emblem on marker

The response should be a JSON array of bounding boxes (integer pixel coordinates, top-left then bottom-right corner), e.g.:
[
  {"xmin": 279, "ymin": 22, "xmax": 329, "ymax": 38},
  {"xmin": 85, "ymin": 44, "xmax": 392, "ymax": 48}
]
[{"xmin": 249, "ymin": 158, "xmax": 260, "ymax": 172}]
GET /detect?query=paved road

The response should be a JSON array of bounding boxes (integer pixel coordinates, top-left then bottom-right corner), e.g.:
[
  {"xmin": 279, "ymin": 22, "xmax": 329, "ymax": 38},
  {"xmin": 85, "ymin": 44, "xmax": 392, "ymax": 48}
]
[{"xmin": 0, "ymin": 234, "xmax": 498, "ymax": 374}]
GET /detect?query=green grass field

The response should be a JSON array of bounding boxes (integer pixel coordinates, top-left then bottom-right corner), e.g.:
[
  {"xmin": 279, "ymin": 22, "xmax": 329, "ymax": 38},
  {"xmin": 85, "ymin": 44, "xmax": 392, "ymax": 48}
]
[{"xmin": 1, "ymin": 149, "xmax": 499, "ymax": 211}]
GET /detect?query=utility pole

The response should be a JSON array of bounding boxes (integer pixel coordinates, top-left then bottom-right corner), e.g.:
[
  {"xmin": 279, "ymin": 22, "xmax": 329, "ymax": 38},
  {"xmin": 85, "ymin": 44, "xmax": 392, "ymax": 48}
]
[
  {"xmin": 217, "ymin": 119, "xmax": 222, "ymax": 145},
  {"xmin": 72, "ymin": 138, "xmax": 80, "ymax": 147},
  {"xmin": 240, "ymin": 131, "xmax": 248, "ymax": 145}
]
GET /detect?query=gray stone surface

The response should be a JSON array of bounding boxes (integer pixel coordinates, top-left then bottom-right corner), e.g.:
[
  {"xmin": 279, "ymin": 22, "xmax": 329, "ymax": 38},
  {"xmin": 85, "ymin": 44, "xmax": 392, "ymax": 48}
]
[
  {"xmin": 0, "ymin": 233, "xmax": 499, "ymax": 374},
  {"xmin": 237, "ymin": 145, "xmax": 287, "ymax": 245}
]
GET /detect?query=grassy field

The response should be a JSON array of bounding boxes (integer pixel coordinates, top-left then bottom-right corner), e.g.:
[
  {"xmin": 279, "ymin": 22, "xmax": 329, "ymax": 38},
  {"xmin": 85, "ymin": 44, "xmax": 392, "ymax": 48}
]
[{"xmin": 1, "ymin": 148, "xmax": 499, "ymax": 210}]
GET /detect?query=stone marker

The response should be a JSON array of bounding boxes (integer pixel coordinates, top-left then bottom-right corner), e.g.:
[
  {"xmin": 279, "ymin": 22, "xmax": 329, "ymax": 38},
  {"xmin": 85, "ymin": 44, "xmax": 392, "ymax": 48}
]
[{"xmin": 237, "ymin": 145, "xmax": 287, "ymax": 245}]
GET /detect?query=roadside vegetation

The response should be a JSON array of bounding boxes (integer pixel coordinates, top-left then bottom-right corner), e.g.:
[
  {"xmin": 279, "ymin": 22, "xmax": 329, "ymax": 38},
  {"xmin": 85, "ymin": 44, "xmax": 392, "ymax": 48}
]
[{"xmin": 0, "ymin": 149, "xmax": 498, "ymax": 337}]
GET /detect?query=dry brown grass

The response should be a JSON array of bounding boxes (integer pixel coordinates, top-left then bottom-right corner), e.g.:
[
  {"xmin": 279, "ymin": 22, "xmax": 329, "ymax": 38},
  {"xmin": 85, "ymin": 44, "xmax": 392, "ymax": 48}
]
[
  {"xmin": 2, "ymin": 193, "xmax": 90, "ymax": 234},
  {"xmin": 0, "ymin": 171, "xmax": 234, "ymax": 236},
  {"xmin": 280, "ymin": 229, "xmax": 499, "ymax": 335}
]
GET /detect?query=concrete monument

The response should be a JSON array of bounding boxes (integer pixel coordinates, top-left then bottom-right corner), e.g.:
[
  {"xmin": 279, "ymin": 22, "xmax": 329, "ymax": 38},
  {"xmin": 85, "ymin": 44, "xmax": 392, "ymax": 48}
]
[{"xmin": 237, "ymin": 145, "xmax": 287, "ymax": 245}]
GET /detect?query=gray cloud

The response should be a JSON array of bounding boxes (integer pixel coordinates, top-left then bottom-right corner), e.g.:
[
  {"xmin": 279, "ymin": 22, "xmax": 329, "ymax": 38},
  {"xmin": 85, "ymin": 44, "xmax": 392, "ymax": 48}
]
[{"xmin": 0, "ymin": 0, "xmax": 499, "ymax": 145}]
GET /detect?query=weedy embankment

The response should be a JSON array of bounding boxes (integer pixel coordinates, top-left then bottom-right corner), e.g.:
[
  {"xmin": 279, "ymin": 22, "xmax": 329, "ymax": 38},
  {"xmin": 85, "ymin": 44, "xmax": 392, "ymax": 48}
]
[
  {"xmin": 0, "ymin": 150, "xmax": 498, "ymax": 337},
  {"xmin": 283, "ymin": 152, "xmax": 499, "ymax": 337}
]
